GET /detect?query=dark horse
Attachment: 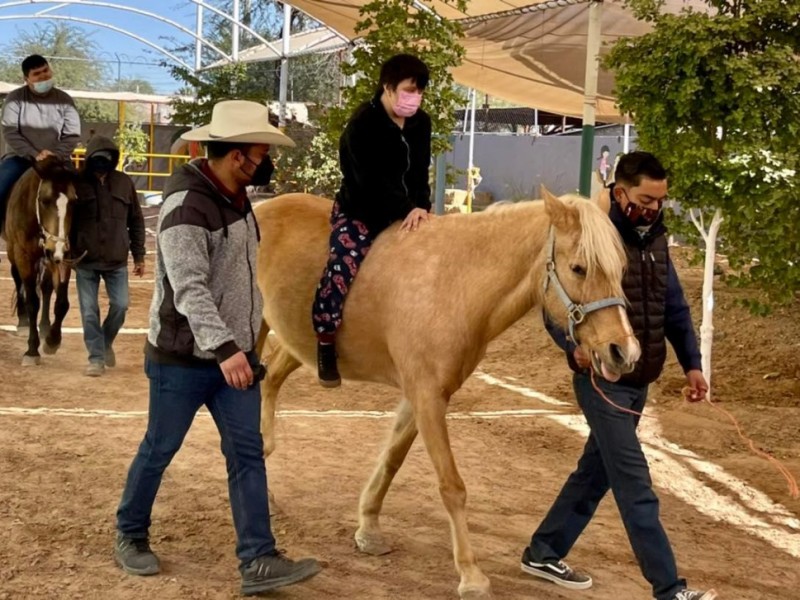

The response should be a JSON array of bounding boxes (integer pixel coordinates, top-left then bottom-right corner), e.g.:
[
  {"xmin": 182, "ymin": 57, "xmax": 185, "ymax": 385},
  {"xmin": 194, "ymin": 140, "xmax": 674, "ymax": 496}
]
[{"xmin": 1, "ymin": 157, "xmax": 80, "ymax": 365}]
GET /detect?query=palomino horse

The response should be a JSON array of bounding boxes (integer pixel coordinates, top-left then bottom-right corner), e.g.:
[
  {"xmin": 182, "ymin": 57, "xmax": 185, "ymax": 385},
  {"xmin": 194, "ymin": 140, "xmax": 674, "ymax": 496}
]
[
  {"xmin": 2, "ymin": 157, "xmax": 80, "ymax": 365},
  {"xmin": 254, "ymin": 189, "xmax": 640, "ymax": 599}
]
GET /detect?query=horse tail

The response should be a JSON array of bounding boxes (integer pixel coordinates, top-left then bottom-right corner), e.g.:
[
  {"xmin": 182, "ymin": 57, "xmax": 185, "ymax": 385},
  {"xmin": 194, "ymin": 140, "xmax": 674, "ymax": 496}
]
[{"xmin": 255, "ymin": 317, "xmax": 272, "ymax": 359}]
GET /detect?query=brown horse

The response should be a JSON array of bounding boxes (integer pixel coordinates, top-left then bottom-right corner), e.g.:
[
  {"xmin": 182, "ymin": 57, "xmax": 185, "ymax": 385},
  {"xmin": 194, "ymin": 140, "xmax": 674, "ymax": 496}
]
[
  {"xmin": 2, "ymin": 157, "xmax": 80, "ymax": 365},
  {"xmin": 254, "ymin": 189, "xmax": 640, "ymax": 599}
]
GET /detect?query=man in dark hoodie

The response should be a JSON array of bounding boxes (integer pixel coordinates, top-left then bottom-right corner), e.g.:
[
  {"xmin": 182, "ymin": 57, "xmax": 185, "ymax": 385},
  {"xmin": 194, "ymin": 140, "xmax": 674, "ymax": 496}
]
[
  {"xmin": 113, "ymin": 100, "xmax": 320, "ymax": 597},
  {"xmin": 519, "ymin": 152, "xmax": 716, "ymax": 600},
  {"xmin": 72, "ymin": 136, "xmax": 145, "ymax": 376}
]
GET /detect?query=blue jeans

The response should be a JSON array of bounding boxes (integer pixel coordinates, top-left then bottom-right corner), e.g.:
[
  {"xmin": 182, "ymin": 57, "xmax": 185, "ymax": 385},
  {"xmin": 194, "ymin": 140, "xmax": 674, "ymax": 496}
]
[
  {"xmin": 117, "ymin": 358, "xmax": 275, "ymax": 564},
  {"xmin": 528, "ymin": 373, "xmax": 685, "ymax": 600},
  {"xmin": 0, "ymin": 156, "xmax": 31, "ymax": 226},
  {"xmin": 75, "ymin": 267, "xmax": 129, "ymax": 364}
]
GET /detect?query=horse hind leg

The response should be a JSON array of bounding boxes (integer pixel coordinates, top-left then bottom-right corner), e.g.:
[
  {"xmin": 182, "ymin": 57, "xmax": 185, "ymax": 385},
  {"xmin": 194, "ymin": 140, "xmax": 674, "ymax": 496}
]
[
  {"xmin": 355, "ymin": 397, "xmax": 417, "ymax": 556},
  {"xmin": 412, "ymin": 389, "xmax": 492, "ymax": 600},
  {"xmin": 259, "ymin": 338, "xmax": 300, "ymax": 457},
  {"xmin": 10, "ymin": 264, "xmax": 28, "ymax": 334}
]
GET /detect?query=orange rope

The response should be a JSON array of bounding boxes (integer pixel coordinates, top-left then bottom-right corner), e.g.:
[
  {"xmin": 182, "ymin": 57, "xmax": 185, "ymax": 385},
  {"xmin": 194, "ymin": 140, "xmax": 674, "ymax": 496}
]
[
  {"xmin": 682, "ymin": 387, "xmax": 800, "ymax": 500},
  {"xmin": 588, "ymin": 368, "xmax": 799, "ymax": 498}
]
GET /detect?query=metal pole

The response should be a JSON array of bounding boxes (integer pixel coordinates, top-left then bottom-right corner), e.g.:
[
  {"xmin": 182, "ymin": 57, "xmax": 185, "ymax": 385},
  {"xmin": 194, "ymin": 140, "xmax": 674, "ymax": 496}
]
[
  {"xmin": 434, "ymin": 149, "xmax": 447, "ymax": 216},
  {"xmin": 194, "ymin": 4, "xmax": 203, "ymax": 72},
  {"xmin": 467, "ymin": 89, "xmax": 477, "ymax": 213},
  {"xmin": 578, "ymin": 1, "xmax": 603, "ymax": 197},
  {"xmin": 623, "ymin": 120, "xmax": 631, "ymax": 153},
  {"xmin": 232, "ymin": 0, "xmax": 240, "ymax": 61},
  {"xmin": 278, "ymin": 2, "xmax": 291, "ymax": 127}
]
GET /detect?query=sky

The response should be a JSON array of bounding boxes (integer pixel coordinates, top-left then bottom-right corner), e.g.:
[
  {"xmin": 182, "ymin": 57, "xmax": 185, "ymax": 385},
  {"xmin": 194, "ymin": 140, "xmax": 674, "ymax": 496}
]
[{"xmin": 0, "ymin": 1, "xmax": 208, "ymax": 94}]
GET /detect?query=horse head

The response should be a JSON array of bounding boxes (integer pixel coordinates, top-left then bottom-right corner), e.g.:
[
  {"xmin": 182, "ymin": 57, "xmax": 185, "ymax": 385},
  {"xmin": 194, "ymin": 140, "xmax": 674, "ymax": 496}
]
[
  {"xmin": 31, "ymin": 156, "xmax": 79, "ymax": 265},
  {"xmin": 539, "ymin": 186, "xmax": 640, "ymax": 381}
]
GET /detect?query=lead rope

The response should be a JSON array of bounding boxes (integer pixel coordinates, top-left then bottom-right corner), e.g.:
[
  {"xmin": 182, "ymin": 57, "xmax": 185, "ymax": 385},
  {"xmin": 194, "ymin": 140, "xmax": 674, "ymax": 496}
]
[{"xmin": 588, "ymin": 366, "xmax": 799, "ymax": 498}]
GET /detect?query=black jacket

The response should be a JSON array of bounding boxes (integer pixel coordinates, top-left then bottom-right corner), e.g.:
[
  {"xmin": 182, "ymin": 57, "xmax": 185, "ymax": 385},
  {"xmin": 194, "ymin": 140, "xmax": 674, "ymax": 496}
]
[
  {"xmin": 71, "ymin": 136, "xmax": 145, "ymax": 270},
  {"xmin": 335, "ymin": 92, "xmax": 432, "ymax": 234},
  {"xmin": 547, "ymin": 190, "xmax": 702, "ymax": 387}
]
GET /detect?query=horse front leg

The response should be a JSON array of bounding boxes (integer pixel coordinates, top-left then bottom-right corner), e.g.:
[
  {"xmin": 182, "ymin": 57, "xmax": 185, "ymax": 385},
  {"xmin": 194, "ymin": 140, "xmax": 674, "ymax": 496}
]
[
  {"xmin": 21, "ymin": 276, "xmax": 41, "ymax": 366},
  {"xmin": 43, "ymin": 268, "xmax": 70, "ymax": 355},
  {"xmin": 355, "ymin": 397, "xmax": 418, "ymax": 556},
  {"xmin": 412, "ymin": 389, "xmax": 492, "ymax": 600},
  {"xmin": 259, "ymin": 341, "xmax": 300, "ymax": 457},
  {"xmin": 39, "ymin": 269, "xmax": 54, "ymax": 349}
]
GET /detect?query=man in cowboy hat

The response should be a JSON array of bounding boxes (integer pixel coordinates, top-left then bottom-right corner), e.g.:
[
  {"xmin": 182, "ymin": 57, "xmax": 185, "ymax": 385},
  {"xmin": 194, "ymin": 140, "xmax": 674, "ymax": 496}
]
[{"xmin": 113, "ymin": 100, "xmax": 320, "ymax": 595}]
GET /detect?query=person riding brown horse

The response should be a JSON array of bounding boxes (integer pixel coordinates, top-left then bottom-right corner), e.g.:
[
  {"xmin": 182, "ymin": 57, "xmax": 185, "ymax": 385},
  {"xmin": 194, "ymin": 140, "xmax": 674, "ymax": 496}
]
[{"xmin": 2, "ymin": 156, "xmax": 80, "ymax": 365}]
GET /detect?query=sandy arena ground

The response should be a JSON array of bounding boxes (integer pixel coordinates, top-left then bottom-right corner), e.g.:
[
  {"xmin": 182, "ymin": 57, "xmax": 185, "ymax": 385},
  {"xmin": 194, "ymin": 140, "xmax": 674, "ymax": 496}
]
[{"xmin": 1, "ymin": 214, "xmax": 799, "ymax": 599}]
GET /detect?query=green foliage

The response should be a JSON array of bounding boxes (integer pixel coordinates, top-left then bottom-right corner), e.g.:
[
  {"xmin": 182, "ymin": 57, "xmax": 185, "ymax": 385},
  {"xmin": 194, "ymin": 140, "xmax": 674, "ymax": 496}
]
[
  {"xmin": 168, "ymin": 63, "xmax": 256, "ymax": 126},
  {"xmin": 273, "ymin": 128, "xmax": 340, "ymax": 198},
  {"xmin": 114, "ymin": 122, "xmax": 150, "ymax": 169},
  {"xmin": 323, "ymin": 0, "xmax": 467, "ymax": 157},
  {"xmin": 605, "ymin": 0, "xmax": 800, "ymax": 305}
]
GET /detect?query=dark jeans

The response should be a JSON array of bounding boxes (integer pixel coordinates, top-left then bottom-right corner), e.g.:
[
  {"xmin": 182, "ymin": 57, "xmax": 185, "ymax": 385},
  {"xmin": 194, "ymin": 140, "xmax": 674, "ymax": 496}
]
[
  {"xmin": 0, "ymin": 156, "xmax": 31, "ymax": 228},
  {"xmin": 312, "ymin": 202, "xmax": 373, "ymax": 336},
  {"xmin": 528, "ymin": 372, "xmax": 686, "ymax": 600},
  {"xmin": 75, "ymin": 267, "xmax": 129, "ymax": 364},
  {"xmin": 116, "ymin": 358, "xmax": 276, "ymax": 565}
]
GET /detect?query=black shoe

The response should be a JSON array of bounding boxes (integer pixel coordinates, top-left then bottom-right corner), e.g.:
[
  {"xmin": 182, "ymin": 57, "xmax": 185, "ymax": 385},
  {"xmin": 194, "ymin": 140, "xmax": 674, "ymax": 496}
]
[
  {"xmin": 105, "ymin": 346, "xmax": 116, "ymax": 368},
  {"xmin": 240, "ymin": 552, "xmax": 321, "ymax": 595},
  {"xmin": 520, "ymin": 547, "xmax": 591, "ymax": 590},
  {"xmin": 672, "ymin": 591, "xmax": 718, "ymax": 600},
  {"xmin": 114, "ymin": 534, "xmax": 160, "ymax": 576},
  {"xmin": 317, "ymin": 341, "xmax": 341, "ymax": 388}
]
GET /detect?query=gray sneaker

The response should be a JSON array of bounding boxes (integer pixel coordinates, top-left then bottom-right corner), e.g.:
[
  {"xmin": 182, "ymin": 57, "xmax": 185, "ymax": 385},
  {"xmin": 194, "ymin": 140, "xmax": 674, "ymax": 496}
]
[
  {"xmin": 114, "ymin": 534, "xmax": 160, "ymax": 576},
  {"xmin": 105, "ymin": 346, "xmax": 116, "ymax": 368},
  {"xmin": 520, "ymin": 547, "xmax": 592, "ymax": 590},
  {"xmin": 673, "ymin": 591, "xmax": 718, "ymax": 600},
  {"xmin": 241, "ymin": 552, "xmax": 321, "ymax": 595},
  {"xmin": 85, "ymin": 362, "xmax": 104, "ymax": 377}
]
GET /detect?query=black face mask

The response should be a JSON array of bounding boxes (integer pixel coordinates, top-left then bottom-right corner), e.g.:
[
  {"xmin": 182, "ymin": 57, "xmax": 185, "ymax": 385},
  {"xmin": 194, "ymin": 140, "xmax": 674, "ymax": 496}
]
[
  {"xmin": 243, "ymin": 155, "xmax": 275, "ymax": 186},
  {"xmin": 87, "ymin": 156, "xmax": 114, "ymax": 174}
]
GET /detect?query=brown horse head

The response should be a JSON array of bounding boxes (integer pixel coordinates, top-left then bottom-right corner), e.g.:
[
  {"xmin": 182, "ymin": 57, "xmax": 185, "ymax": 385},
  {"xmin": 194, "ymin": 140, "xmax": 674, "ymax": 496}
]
[{"xmin": 10, "ymin": 156, "xmax": 80, "ymax": 264}]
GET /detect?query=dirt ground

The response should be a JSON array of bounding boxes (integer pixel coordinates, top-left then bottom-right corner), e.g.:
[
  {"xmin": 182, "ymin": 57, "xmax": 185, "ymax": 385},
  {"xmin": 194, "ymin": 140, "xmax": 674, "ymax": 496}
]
[{"xmin": 1, "ymin": 222, "xmax": 799, "ymax": 600}]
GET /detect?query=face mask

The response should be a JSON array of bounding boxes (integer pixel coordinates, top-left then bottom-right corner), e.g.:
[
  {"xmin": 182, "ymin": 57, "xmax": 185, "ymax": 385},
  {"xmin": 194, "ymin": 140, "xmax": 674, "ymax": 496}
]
[
  {"xmin": 243, "ymin": 155, "xmax": 275, "ymax": 186},
  {"xmin": 622, "ymin": 198, "xmax": 662, "ymax": 227},
  {"xmin": 393, "ymin": 90, "xmax": 423, "ymax": 118},
  {"xmin": 32, "ymin": 79, "xmax": 54, "ymax": 94},
  {"xmin": 87, "ymin": 156, "xmax": 114, "ymax": 174}
]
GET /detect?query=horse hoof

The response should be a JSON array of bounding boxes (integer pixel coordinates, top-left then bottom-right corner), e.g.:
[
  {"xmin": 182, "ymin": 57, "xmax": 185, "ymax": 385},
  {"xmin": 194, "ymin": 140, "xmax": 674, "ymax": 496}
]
[
  {"xmin": 354, "ymin": 530, "xmax": 392, "ymax": 556},
  {"xmin": 459, "ymin": 585, "xmax": 493, "ymax": 600},
  {"xmin": 42, "ymin": 341, "xmax": 60, "ymax": 355},
  {"xmin": 21, "ymin": 355, "xmax": 41, "ymax": 366}
]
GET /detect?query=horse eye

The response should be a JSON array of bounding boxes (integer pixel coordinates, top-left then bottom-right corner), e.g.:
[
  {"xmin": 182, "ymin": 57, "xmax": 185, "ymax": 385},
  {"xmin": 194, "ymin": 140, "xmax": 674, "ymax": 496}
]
[{"xmin": 571, "ymin": 264, "xmax": 587, "ymax": 277}]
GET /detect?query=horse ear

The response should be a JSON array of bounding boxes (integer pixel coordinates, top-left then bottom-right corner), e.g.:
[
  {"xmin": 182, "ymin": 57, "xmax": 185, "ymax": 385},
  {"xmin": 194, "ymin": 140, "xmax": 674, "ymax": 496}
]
[
  {"xmin": 542, "ymin": 185, "xmax": 571, "ymax": 230},
  {"xmin": 594, "ymin": 186, "xmax": 611, "ymax": 215}
]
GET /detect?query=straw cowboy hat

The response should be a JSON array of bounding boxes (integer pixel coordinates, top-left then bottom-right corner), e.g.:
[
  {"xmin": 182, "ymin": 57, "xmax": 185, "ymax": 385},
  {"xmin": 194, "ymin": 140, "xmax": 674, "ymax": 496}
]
[{"xmin": 181, "ymin": 100, "xmax": 296, "ymax": 147}]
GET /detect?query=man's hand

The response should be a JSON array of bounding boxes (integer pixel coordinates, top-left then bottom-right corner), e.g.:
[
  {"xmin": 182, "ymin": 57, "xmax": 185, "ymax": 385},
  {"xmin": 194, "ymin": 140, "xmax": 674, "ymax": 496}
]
[
  {"xmin": 133, "ymin": 261, "xmax": 145, "ymax": 278},
  {"xmin": 685, "ymin": 369, "xmax": 708, "ymax": 402},
  {"xmin": 400, "ymin": 208, "xmax": 431, "ymax": 232},
  {"xmin": 35, "ymin": 149, "xmax": 55, "ymax": 161},
  {"xmin": 573, "ymin": 346, "xmax": 591, "ymax": 369},
  {"xmin": 220, "ymin": 351, "xmax": 253, "ymax": 390}
]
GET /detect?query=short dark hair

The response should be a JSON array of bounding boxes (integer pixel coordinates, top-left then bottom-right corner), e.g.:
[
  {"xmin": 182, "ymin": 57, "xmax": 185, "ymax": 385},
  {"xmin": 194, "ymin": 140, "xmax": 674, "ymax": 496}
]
[
  {"xmin": 378, "ymin": 54, "xmax": 429, "ymax": 93},
  {"xmin": 614, "ymin": 151, "xmax": 667, "ymax": 187},
  {"xmin": 205, "ymin": 141, "xmax": 250, "ymax": 160},
  {"xmin": 22, "ymin": 54, "xmax": 49, "ymax": 77}
]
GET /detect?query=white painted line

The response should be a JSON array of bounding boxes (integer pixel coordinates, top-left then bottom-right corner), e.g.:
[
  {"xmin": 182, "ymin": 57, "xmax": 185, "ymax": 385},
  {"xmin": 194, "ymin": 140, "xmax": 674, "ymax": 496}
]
[
  {"xmin": 474, "ymin": 371, "xmax": 569, "ymax": 407},
  {"xmin": 0, "ymin": 406, "xmax": 562, "ymax": 420},
  {"xmin": 479, "ymin": 372, "xmax": 800, "ymax": 558},
  {"xmin": 0, "ymin": 325, "xmax": 148, "ymax": 335}
]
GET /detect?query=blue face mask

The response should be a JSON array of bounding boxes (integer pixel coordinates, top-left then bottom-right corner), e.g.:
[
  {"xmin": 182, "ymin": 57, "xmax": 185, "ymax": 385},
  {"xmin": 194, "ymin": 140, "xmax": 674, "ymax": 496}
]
[{"xmin": 32, "ymin": 79, "xmax": 54, "ymax": 95}]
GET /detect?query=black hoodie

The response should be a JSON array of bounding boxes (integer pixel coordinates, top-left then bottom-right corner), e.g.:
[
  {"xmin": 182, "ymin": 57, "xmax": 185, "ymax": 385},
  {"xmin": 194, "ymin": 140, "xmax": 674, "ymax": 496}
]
[
  {"xmin": 71, "ymin": 135, "xmax": 145, "ymax": 270},
  {"xmin": 335, "ymin": 92, "xmax": 432, "ymax": 234}
]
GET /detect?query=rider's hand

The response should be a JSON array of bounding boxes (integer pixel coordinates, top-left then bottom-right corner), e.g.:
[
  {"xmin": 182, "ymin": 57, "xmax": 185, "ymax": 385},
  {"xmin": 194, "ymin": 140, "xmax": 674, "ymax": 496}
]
[
  {"xmin": 400, "ymin": 208, "xmax": 431, "ymax": 232},
  {"xmin": 35, "ymin": 149, "xmax": 55, "ymax": 161},
  {"xmin": 220, "ymin": 351, "xmax": 254, "ymax": 390}
]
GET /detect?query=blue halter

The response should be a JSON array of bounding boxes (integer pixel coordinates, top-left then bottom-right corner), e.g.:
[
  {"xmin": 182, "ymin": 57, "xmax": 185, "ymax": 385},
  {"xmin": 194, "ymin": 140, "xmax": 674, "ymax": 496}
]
[{"xmin": 543, "ymin": 227, "xmax": 627, "ymax": 343}]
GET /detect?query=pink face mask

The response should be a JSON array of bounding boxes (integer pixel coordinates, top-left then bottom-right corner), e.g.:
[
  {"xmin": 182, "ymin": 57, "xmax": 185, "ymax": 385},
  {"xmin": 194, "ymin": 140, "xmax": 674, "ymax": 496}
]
[{"xmin": 394, "ymin": 90, "xmax": 423, "ymax": 118}]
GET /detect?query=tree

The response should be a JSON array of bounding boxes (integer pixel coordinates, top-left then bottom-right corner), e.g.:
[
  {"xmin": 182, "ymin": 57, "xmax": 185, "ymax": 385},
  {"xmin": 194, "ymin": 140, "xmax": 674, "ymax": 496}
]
[
  {"xmin": 605, "ymin": 0, "xmax": 800, "ymax": 393},
  {"xmin": 168, "ymin": 62, "xmax": 255, "ymax": 126},
  {"xmin": 325, "ymin": 0, "xmax": 467, "ymax": 157}
]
